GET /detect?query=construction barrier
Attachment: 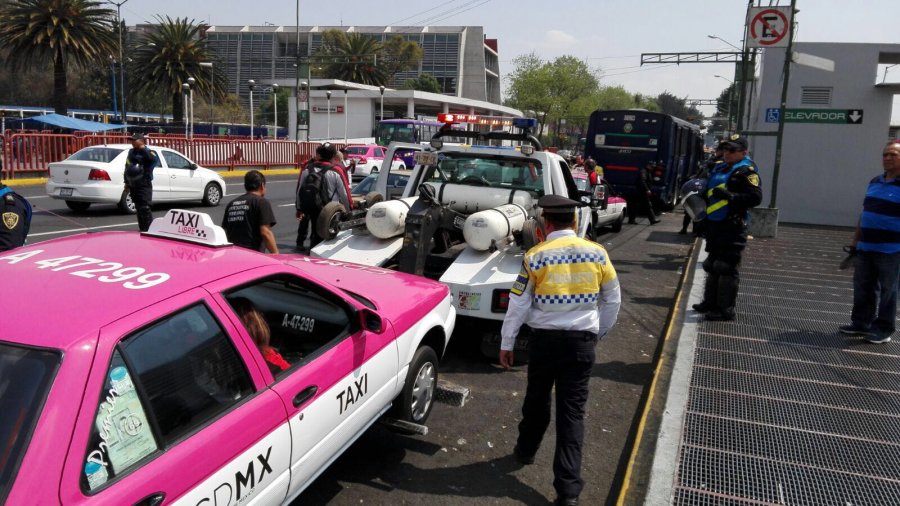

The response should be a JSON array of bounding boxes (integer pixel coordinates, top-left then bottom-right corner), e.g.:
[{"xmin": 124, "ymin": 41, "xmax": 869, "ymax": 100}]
[{"xmin": 1, "ymin": 133, "xmax": 347, "ymax": 179}]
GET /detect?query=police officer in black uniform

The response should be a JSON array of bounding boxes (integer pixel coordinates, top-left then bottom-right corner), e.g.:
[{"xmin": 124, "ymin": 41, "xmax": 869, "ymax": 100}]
[
  {"xmin": 123, "ymin": 134, "xmax": 158, "ymax": 232},
  {"xmin": 500, "ymin": 195, "xmax": 622, "ymax": 506},
  {"xmin": 0, "ymin": 182, "xmax": 31, "ymax": 251},
  {"xmin": 692, "ymin": 135, "xmax": 762, "ymax": 321}
]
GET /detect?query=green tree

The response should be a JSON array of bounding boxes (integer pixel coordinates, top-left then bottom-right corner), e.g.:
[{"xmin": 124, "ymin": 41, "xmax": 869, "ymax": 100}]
[
  {"xmin": 381, "ymin": 35, "xmax": 423, "ymax": 81},
  {"xmin": 402, "ymin": 73, "xmax": 441, "ymax": 93},
  {"xmin": 0, "ymin": 0, "xmax": 117, "ymax": 114},
  {"xmin": 314, "ymin": 30, "xmax": 387, "ymax": 85},
  {"xmin": 711, "ymin": 83, "xmax": 738, "ymax": 138},
  {"xmin": 258, "ymin": 87, "xmax": 289, "ymax": 130},
  {"xmin": 655, "ymin": 91, "xmax": 703, "ymax": 124},
  {"xmin": 129, "ymin": 16, "xmax": 227, "ymax": 123}
]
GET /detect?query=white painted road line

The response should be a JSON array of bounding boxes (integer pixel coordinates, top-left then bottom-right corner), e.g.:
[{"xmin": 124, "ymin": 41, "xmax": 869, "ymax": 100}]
[
  {"xmin": 278, "ymin": 203, "xmax": 296, "ymax": 207},
  {"xmin": 29, "ymin": 222, "xmax": 135, "ymax": 237}
]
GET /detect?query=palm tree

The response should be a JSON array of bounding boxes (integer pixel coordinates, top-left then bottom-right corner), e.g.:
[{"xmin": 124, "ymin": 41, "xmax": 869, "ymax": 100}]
[
  {"xmin": 130, "ymin": 16, "xmax": 226, "ymax": 124},
  {"xmin": 0, "ymin": 0, "xmax": 117, "ymax": 114},
  {"xmin": 314, "ymin": 31, "xmax": 388, "ymax": 86}
]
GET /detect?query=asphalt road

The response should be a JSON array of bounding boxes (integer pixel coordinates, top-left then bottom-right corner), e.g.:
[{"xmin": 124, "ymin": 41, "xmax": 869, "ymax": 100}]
[{"xmin": 10, "ymin": 177, "xmax": 693, "ymax": 505}]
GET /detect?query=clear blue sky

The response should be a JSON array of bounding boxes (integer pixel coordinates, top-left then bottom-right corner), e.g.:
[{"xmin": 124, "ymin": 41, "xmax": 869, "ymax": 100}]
[{"xmin": 121, "ymin": 0, "xmax": 900, "ymax": 121}]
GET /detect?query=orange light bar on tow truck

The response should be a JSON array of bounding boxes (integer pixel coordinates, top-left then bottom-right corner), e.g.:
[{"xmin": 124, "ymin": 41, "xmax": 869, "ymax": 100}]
[{"xmin": 437, "ymin": 113, "xmax": 514, "ymax": 127}]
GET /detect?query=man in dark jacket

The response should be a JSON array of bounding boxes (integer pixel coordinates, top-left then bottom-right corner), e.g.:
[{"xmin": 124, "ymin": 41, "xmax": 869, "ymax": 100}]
[
  {"xmin": 627, "ymin": 161, "xmax": 660, "ymax": 225},
  {"xmin": 123, "ymin": 134, "xmax": 158, "ymax": 232},
  {"xmin": 692, "ymin": 135, "xmax": 763, "ymax": 321}
]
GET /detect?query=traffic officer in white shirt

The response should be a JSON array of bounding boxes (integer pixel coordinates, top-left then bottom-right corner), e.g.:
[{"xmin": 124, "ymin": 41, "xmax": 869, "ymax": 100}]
[{"xmin": 500, "ymin": 195, "xmax": 621, "ymax": 506}]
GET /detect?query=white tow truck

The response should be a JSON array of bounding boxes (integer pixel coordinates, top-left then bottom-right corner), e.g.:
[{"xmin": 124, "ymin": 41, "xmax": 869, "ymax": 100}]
[{"xmin": 311, "ymin": 115, "xmax": 598, "ymax": 356}]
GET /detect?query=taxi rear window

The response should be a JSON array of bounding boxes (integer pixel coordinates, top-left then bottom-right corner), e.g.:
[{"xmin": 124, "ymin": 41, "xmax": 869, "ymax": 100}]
[{"xmin": 0, "ymin": 342, "xmax": 61, "ymax": 503}]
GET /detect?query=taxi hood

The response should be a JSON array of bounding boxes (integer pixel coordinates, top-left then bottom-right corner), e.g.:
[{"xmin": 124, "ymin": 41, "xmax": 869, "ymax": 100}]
[{"xmin": 280, "ymin": 255, "xmax": 450, "ymax": 330}]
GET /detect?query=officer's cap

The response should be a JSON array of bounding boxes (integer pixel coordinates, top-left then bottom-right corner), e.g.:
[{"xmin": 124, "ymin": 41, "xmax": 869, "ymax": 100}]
[
  {"xmin": 131, "ymin": 133, "xmax": 145, "ymax": 142},
  {"xmin": 538, "ymin": 194, "xmax": 581, "ymax": 215},
  {"xmin": 723, "ymin": 135, "xmax": 748, "ymax": 152}
]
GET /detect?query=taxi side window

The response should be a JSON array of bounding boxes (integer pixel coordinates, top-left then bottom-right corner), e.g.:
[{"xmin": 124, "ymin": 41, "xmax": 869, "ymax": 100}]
[
  {"xmin": 162, "ymin": 151, "xmax": 192, "ymax": 169},
  {"xmin": 82, "ymin": 304, "xmax": 254, "ymax": 492},
  {"xmin": 226, "ymin": 275, "xmax": 354, "ymax": 377}
]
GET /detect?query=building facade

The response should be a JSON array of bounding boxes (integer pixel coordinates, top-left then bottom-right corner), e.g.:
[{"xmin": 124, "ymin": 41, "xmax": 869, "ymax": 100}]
[
  {"xmin": 746, "ymin": 42, "xmax": 900, "ymax": 226},
  {"xmin": 199, "ymin": 25, "xmax": 501, "ymax": 104}
]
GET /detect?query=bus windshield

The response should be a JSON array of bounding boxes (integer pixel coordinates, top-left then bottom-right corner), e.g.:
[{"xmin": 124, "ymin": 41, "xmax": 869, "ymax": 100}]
[{"xmin": 376, "ymin": 122, "xmax": 416, "ymax": 145}]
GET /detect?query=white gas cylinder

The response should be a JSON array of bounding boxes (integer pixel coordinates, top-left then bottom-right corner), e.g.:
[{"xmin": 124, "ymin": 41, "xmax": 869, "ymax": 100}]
[
  {"xmin": 463, "ymin": 204, "xmax": 528, "ymax": 251},
  {"xmin": 366, "ymin": 198, "xmax": 416, "ymax": 239}
]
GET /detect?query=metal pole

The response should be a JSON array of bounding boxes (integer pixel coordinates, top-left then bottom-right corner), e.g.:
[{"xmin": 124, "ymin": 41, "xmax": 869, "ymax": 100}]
[
  {"xmin": 295, "ymin": 0, "xmax": 301, "ymax": 141},
  {"xmin": 182, "ymin": 84, "xmax": 188, "ymax": 134},
  {"xmin": 343, "ymin": 89, "xmax": 348, "ymax": 144},
  {"xmin": 108, "ymin": 0, "xmax": 129, "ymax": 126},
  {"xmin": 200, "ymin": 62, "xmax": 214, "ymax": 134},
  {"xmin": 735, "ymin": 0, "xmax": 753, "ymax": 133},
  {"xmin": 769, "ymin": 0, "xmax": 797, "ymax": 209},
  {"xmin": 248, "ymin": 79, "xmax": 256, "ymax": 138},
  {"xmin": 273, "ymin": 83, "xmax": 279, "ymax": 138},
  {"xmin": 187, "ymin": 77, "xmax": 195, "ymax": 139},
  {"xmin": 326, "ymin": 90, "xmax": 332, "ymax": 140},
  {"xmin": 379, "ymin": 85, "xmax": 385, "ymax": 122}
]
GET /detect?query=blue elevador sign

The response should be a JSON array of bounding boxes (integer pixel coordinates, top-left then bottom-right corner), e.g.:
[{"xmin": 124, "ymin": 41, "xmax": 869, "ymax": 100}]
[{"xmin": 765, "ymin": 108, "xmax": 780, "ymax": 123}]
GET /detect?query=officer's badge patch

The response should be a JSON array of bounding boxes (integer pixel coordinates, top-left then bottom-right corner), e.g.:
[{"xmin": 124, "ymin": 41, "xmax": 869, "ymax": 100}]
[
  {"xmin": 747, "ymin": 174, "xmax": 760, "ymax": 187},
  {"xmin": 510, "ymin": 263, "xmax": 529, "ymax": 296},
  {"xmin": 2, "ymin": 212, "xmax": 19, "ymax": 230}
]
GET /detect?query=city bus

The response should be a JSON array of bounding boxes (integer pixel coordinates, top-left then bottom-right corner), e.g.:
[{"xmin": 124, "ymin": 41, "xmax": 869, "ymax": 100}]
[
  {"xmin": 375, "ymin": 119, "xmax": 444, "ymax": 147},
  {"xmin": 584, "ymin": 109, "xmax": 703, "ymax": 209}
]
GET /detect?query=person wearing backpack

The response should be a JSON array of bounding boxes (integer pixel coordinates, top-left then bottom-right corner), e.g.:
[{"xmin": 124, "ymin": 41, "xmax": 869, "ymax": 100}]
[
  {"xmin": 123, "ymin": 133, "xmax": 159, "ymax": 231},
  {"xmin": 295, "ymin": 143, "xmax": 351, "ymax": 251},
  {"xmin": 0, "ymin": 182, "xmax": 32, "ymax": 251}
]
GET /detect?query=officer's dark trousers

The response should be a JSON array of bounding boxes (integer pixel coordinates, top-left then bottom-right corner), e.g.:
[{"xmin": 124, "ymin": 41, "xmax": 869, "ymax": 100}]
[
  {"xmin": 129, "ymin": 183, "xmax": 153, "ymax": 232},
  {"xmin": 517, "ymin": 332, "xmax": 596, "ymax": 498},
  {"xmin": 702, "ymin": 220, "xmax": 746, "ymax": 316}
]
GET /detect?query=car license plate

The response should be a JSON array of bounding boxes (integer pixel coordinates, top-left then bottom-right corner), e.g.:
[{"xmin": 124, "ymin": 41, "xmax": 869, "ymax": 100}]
[{"xmin": 60, "ymin": 188, "xmax": 74, "ymax": 197}]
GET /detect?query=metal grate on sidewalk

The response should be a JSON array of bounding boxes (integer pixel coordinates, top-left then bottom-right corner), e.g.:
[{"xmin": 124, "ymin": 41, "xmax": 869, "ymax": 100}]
[{"xmin": 671, "ymin": 225, "xmax": 900, "ymax": 505}]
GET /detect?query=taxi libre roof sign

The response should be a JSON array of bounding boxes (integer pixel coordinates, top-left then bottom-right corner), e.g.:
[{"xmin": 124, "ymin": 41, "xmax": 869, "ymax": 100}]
[{"xmin": 145, "ymin": 209, "xmax": 231, "ymax": 247}]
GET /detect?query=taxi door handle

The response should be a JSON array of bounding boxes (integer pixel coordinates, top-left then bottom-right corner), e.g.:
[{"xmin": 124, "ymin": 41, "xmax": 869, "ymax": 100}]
[
  {"xmin": 293, "ymin": 385, "xmax": 318, "ymax": 408},
  {"xmin": 133, "ymin": 492, "xmax": 165, "ymax": 506}
]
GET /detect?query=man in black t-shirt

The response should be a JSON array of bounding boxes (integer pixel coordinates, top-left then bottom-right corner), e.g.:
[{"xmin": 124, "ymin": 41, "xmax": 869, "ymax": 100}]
[{"xmin": 222, "ymin": 170, "xmax": 279, "ymax": 253}]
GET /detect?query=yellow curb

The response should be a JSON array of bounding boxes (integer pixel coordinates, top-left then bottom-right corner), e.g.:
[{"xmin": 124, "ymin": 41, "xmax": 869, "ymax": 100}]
[
  {"xmin": 219, "ymin": 168, "xmax": 300, "ymax": 178},
  {"xmin": 2, "ymin": 177, "xmax": 48, "ymax": 187}
]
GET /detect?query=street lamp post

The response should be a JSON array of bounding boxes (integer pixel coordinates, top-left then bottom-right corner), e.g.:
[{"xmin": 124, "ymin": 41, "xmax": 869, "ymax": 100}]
[
  {"xmin": 272, "ymin": 83, "xmax": 279, "ymax": 139},
  {"xmin": 706, "ymin": 34, "xmax": 742, "ymax": 51},
  {"xmin": 182, "ymin": 82, "xmax": 190, "ymax": 135},
  {"xmin": 248, "ymin": 79, "xmax": 256, "ymax": 138},
  {"xmin": 343, "ymin": 89, "xmax": 348, "ymax": 144},
  {"xmin": 200, "ymin": 62, "xmax": 213, "ymax": 133},
  {"xmin": 714, "ymin": 74, "xmax": 734, "ymax": 135},
  {"xmin": 187, "ymin": 77, "xmax": 195, "ymax": 139},
  {"xmin": 108, "ymin": 0, "xmax": 129, "ymax": 127},
  {"xmin": 300, "ymin": 81, "xmax": 308, "ymax": 142},
  {"xmin": 326, "ymin": 90, "xmax": 332, "ymax": 140},
  {"xmin": 379, "ymin": 85, "xmax": 385, "ymax": 122}
]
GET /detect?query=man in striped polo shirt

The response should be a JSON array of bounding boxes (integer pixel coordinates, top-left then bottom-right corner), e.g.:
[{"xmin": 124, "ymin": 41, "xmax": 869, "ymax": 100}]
[
  {"xmin": 841, "ymin": 141, "xmax": 900, "ymax": 343},
  {"xmin": 500, "ymin": 195, "xmax": 621, "ymax": 506}
]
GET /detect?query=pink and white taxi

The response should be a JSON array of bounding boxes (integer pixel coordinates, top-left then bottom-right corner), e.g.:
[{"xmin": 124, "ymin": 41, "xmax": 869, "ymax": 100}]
[{"xmin": 0, "ymin": 209, "xmax": 455, "ymax": 505}]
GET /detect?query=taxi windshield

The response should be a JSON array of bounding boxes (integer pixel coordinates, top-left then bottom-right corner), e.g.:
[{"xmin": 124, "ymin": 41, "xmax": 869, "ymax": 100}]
[
  {"xmin": 0, "ymin": 343, "xmax": 61, "ymax": 502},
  {"xmin": 425, "ymin": 153, "xmax": 544, "ymax": 193},
  {"xmin": 68, "ymin": 147, "xmax": 126, "ymax": 163}
]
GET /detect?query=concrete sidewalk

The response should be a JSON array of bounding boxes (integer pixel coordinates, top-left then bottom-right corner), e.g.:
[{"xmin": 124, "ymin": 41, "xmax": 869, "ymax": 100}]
[{"xmin": 638, "ymin": 224, "xmax": 900, "ymax": 504}]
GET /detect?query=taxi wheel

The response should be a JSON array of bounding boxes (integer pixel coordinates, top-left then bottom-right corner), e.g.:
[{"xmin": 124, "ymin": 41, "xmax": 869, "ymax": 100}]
[
  {"xmin": 315, "ymin": 201, "xmax": 347, "ymax": 240},
  {"xmin": 365, "ymin": 191, "xmax": 384, "ymax": 208},
  {"xmin": 117, "ymin": 191, "xmax": 136, "ymax": 214},
  {"xmin": 371, "ymin": 167, "xmax": 379, "ymax": 173},
  {"xmin": 203, "ymin": 182, "xmax": 222, "ymax": 206},
  {"xmin": 393, "ymin": 345, "xmax": 438, "ymax": 425},
  {"xmin": 611, "ymin": 212, "xmax": 624, "ymax": 233},
  {"xmin": 65, "ymin": 200, "xmax": 91, "ymax": 213}
]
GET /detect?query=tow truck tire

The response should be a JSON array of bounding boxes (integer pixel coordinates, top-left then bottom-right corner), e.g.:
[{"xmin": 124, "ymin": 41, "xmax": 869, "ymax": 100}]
[
  {"xmin": 611, "ymin": 212, "xmax": 624, "ymax": 232},
  {"xmin": 392, "ymin": 345, "xmax": 438, "ymax": 425},
  {"xmin": 316, "ymin": 201, "xmax": 347, "ymax": 240},
  {"xmin": 117, "ymin": 190, "xmax": 136, "ymax": 214},
  {"xmin": 66, "ymin": 200, "xmax": 91, "ymax": 213},
  {"xmin": 365, "ymin": 191, "xmax": 384, "ymax": 207},
  {"xmin": 522, "ymin": 218, "xmax": 545, "ymax": 249}
]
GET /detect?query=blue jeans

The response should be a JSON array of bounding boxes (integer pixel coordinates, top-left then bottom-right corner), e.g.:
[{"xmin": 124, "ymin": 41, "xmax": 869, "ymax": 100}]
[{"xmin": 852, "ymin": 251, "xmax": 900, "ymax": 334}]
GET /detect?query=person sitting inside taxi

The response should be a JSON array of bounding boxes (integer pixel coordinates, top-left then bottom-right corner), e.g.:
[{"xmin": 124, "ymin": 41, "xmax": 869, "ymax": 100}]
[{"xmin": 230, "ymin": 297, "xmax": 289, "ymax": 375}]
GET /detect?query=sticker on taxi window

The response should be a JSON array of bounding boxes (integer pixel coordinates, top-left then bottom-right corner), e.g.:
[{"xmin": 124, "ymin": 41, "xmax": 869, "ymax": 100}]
[
  {"xmin": 414, "ymin": 151, "xmax": 439, "ymax": 166},
  {"xmin": 0, "ymin": 250, "xmax": 170, "ymax": 289}
]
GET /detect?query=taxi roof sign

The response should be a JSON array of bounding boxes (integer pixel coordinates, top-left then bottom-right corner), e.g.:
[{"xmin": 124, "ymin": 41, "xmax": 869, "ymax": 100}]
[{"xmin": 145, "ymin": 209, "xmax": 231, "ymax": 247}]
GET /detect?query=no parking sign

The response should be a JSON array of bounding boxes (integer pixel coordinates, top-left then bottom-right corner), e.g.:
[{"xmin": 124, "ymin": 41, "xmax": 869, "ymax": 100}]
[{"xmin": 747, "ymin": 6, "xmax": 792, "ymax": 48}]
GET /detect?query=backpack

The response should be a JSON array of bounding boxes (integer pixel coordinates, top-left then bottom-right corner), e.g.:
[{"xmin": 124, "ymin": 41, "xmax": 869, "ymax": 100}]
[{"xmin": 297, "ymin": 162, "xmax": 335, "ymax": 214}]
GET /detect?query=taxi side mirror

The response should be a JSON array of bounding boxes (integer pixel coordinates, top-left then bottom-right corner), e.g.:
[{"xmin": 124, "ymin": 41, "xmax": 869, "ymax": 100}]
[
  {"xmin": 360, "ymin": 308, "xmax": 383, "ymax": 333},
  {"xmin": 189, "ymin": 163, "xmax": 198, "ymax": 170}
]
